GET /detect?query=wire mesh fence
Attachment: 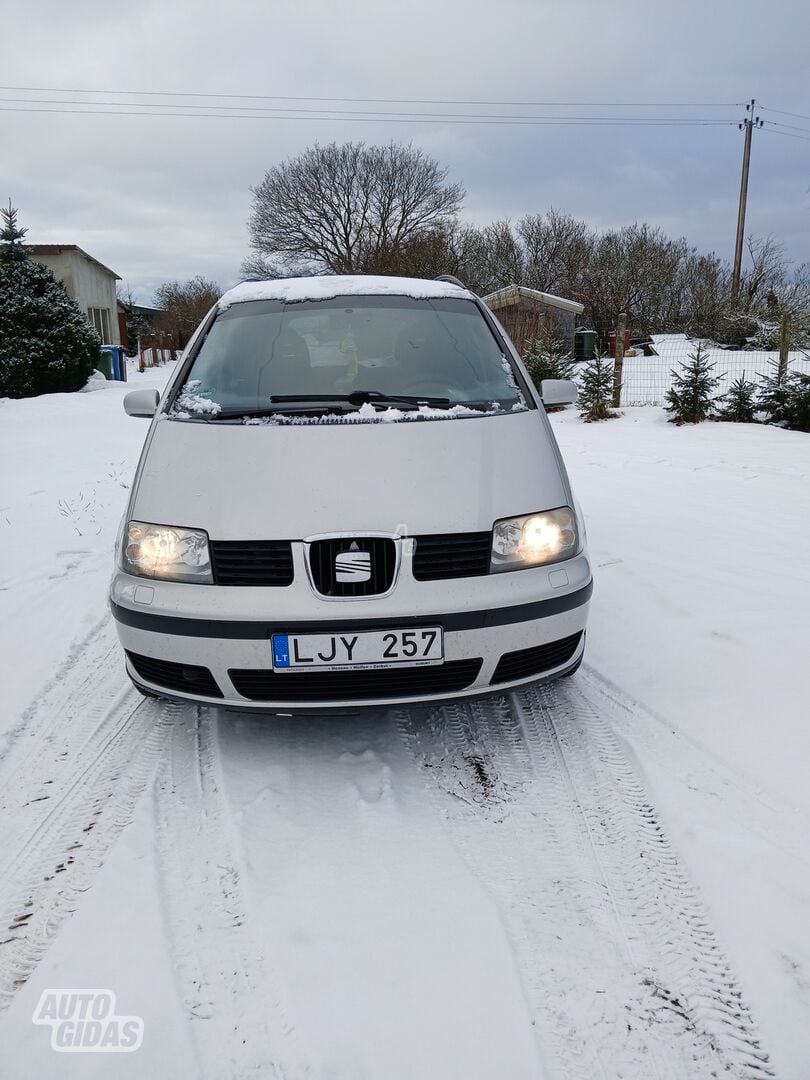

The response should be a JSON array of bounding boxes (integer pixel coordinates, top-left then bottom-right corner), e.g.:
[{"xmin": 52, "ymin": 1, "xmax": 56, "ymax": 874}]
[{"xmin": 573, "ymin": 332, "xmax": 810, "ymax": 407}]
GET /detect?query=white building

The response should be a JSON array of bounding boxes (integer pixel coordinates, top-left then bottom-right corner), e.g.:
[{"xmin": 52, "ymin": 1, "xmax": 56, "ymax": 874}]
[{"xmin": 28, "ymin": 244, "xmax": 122, "ymax": 346}]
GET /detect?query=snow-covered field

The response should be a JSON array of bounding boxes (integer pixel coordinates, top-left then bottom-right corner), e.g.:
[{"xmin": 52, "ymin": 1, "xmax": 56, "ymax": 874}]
[{"xmin": 1, "ymin": 370, "xmax": 808, "ymax": 1078}]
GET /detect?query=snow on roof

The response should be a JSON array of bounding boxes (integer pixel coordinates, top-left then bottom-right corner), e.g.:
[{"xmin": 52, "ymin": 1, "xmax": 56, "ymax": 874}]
[
  {"xmin": 483, "ymin": 284, "xmax": 584, "ymax": 316},
  {"xmin": 218, "ymin": 275, "xmax": 473, "ymax": 309},
  {"xmin": 26, "ymin": 244, "xmax": 121, "ymax": 281}
]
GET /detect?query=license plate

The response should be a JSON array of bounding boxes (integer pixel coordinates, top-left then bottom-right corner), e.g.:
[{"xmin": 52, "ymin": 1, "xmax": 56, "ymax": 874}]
[{"xmin": 271, "ymin": 627, "xmax": 444, "ymax": 671}]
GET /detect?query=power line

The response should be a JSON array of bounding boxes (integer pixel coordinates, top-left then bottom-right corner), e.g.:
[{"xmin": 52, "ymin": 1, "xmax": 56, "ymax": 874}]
[
  {"xmin": 761, "ymin": 124, "xmax": 810, "ymax": 143},
  {"xmin": 0, "ymin": 104, "xmax": 738, "ymax": 127},
  {"xmin": 760, "ymin": 104, "xmax": 810, "ymax": 123},
  {"xmin": 0, "ymin": 95, "xmax": 739, "ymax": 123},
  {"xmin": 0, "ymin": 84, "xmax": 744, "ymax": 108},
  {"xmin": 764, "ymin": 119, "xmax": 810, "ymax": 135}
]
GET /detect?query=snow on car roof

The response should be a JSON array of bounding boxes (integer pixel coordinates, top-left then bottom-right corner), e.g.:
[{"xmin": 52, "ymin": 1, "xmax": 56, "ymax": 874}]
[{"xmin": 218, "ymin": 275, "xmax": 473, "ymax": 310}]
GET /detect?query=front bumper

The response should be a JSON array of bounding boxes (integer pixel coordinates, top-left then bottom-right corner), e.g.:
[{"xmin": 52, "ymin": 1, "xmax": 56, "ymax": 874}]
[{"xmin": 110, "ymin": 553, "xmax": 591, "ymax": 710}]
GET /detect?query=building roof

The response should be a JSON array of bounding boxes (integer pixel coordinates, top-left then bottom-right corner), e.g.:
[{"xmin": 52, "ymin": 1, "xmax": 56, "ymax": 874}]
[
  {"xmin": 483, "ymin": 284, "xmax": 584, "ymax": 316},
  {"xmin": 26, "ymin": 244, "xmax": 121, "ymax": 281}
]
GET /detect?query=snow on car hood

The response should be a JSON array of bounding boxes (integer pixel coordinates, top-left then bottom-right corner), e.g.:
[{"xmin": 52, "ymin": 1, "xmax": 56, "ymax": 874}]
[{"xmin": 131, "ymin": 409, "xmax": 568, "ymax": 539}]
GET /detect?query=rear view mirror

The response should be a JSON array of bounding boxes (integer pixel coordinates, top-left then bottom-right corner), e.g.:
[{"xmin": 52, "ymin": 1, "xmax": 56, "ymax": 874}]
[
  {"xmin": 540, "ymin": 379, "xmax": 577, "ymax": 407},
  {"xmin": 124, "ymin": 388, "xmax": 160, "ymax": 418}
]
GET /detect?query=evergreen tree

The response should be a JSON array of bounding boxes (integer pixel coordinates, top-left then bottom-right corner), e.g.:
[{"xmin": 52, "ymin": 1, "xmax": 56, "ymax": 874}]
[
  {"xmin": 757, "ymin": 360, "xmax": 793, "ymax": 425},
  {"xmin": 717, "ymin": 373, "xmax": 759, "ymax": 424},
  {"xmin": 664, "ymin": 343, "xmax": 723, "ymax": 424},
  {"xmin": 578, "ymin": 351, "xmax": 616, "ymax": 422},
  {"xmin": 782, "ymin": 372, "xmax": 810, "ymax": 433},
  {"xmin": 522, "ymin": 323, "xmax": 577, "ymax": 392},
  {"xmin": 0, "ymin": 198, "xmax": 28, "ymax": 259},
  {"xmin": 0, "ymin": 203, "xmax": 101, "ymax": 398},
  {"xmin": 759, "ymin": 367, "xmax": 810, "ymax": 432}
]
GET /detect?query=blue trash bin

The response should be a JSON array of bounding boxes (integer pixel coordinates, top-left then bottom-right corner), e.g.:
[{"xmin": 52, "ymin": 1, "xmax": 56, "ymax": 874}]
[{"xmin": 102, "ymin": 346, "xmax": 127, "ymax": 381}]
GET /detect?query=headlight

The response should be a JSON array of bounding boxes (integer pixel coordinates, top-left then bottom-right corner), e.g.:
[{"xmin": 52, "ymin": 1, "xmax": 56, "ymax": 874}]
[
  {"xmin": 491, "ymin": 507, "xmax": 578, "ymax": 572},
  {"xmin": 122, "ymin": 521, "xmax": 213, "ymax": 583}
]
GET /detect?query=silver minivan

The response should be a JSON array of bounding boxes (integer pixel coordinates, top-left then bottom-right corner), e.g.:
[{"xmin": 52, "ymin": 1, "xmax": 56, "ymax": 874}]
[{"xmin": 111, "ymin": 275, "xmax": 591, "ymax": 709}]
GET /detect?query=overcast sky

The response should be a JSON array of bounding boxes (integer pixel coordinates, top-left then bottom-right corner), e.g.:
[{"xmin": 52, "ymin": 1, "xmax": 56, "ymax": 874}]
[{"xmin": 3, "ymin": 0, "xmax": 809, "ymax": 304}]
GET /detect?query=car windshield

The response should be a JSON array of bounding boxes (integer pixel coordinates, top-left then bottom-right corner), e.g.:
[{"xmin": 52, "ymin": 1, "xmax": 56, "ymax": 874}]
[{"xmin": 171, "ymin": 295, "xmax": 526, "ymax": 420}]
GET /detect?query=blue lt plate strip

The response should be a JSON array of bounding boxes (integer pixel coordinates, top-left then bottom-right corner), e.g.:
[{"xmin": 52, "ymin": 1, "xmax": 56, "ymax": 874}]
[{"xmin": 272, "ymin": 635, "xmax": 291, "ymax": 667}]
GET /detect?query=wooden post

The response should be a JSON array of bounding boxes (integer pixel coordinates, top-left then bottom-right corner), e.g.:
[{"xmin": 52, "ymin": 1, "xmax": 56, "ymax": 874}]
[
  {"xmin": 612, "ymin": 312, "xmax": 626, "ymax": 408},
  {"xmin": 778, "ymin": 310, "xmax": 791, "ymax": 384}
]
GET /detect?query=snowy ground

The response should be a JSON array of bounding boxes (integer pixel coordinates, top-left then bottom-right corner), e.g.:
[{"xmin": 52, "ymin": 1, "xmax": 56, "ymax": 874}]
[{"xmin": 1, "ymin": 371, "xmax": 808, "ymax": 1078}]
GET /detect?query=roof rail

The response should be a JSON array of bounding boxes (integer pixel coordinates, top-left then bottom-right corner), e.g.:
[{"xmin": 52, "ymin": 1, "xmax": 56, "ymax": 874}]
[{"xmin": 434, "ymin": 274, "xmax": 467, "ymax": 289}]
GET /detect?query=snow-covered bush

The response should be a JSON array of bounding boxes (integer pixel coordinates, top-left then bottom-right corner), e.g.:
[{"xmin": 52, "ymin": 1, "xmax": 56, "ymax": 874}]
[
  {"xmin": 717, "ymin": 374, "xmax": 759, "ymax": 424},
  {"xmin": 578, "ymin": 352, "xmax": 616, "ymax": 422},
  {"xmin": 665, "ymin": 343, "xmax": 723, "ymax": 425},
  {"xmin": 0, "ymin": 202, "xmax": 101, "ymax": 398}
]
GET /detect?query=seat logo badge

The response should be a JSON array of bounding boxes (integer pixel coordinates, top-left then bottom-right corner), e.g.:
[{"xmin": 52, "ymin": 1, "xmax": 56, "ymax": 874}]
[{"xmin": 335, "ymin": 543, "xmax": 371, "ymax": 583}]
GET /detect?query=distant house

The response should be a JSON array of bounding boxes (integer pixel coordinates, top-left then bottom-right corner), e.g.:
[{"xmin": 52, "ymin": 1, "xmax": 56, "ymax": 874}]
[
  {"xmin": 483, "ymin": 284, "xmax": 584, "ymax": 355},
  {"xmin": 27, "ymin": 245, "xmax": 122, "ymax": 346},
  {"xmin": 116, "ymin": 301, "xmax": 164, "ymax": 351}
]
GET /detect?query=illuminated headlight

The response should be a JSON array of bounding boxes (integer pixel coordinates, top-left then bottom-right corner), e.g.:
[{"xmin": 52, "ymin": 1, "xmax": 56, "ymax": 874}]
[
  {"xmin": 491, "ymin": 508, "xmax": 578, "ymax": 571},
  {"xmin": 122, "ymin": 521, "xmax": 213, "ymax": 583}
]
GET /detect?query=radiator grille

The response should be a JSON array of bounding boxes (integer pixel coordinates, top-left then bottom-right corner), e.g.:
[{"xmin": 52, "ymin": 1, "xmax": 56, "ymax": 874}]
[
  {"xmin": 307, "ymin": 537, "xmax": 396, "ymax": 598},
  {"xmin": 412, "ymin": 532, "xmax": 491, "ymax": 581},
  {"xmin": 210, "ymin": 540, "xmax": 293, "ymax": 586}
]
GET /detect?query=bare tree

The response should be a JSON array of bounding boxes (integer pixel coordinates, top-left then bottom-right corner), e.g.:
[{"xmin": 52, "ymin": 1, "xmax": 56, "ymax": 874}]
[
  {"xmin": 739, "ymin": 235, "xmax": 788, "ymax": 314},
  {"xmin": 245, "ymin": 142, "xmax": 464, "ymax": 275},
  {"xmin": 153, "ymin": 276, "xmax": 220, "ymax": 348},
  {"xmin": 515, "ymin": 210, "xmax": 593, "ymax": 296}
]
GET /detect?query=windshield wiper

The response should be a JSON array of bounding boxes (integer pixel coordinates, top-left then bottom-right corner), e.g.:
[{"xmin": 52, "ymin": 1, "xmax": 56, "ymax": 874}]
[
  {"xmin": 270, "ymin": 390, "xmax": 451, "ymax": 408},
  {"xmin": 208, "ymin": 403, "xmax": 348, "ymax": 421}
]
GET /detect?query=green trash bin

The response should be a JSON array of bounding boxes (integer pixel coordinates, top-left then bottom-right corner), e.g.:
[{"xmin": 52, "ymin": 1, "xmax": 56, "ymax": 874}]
[
  {"xmin": 574, "ymin": 328, "xmax": 597, "ymax": 361},
  {"xmin": 98, "ymin": 347, "xmax": 114, "ymax": 380}
]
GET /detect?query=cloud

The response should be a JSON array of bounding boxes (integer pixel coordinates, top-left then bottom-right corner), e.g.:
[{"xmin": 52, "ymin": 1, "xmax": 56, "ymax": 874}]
[{"xmin": 3, "ymin": 0, "xmax": 809, "ymax": 303}]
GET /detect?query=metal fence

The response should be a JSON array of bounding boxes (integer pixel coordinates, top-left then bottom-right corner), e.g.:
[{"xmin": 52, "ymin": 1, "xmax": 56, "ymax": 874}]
[{"xmin": 576, "ymin": 334, "xmax": 810, "ymax": 407}]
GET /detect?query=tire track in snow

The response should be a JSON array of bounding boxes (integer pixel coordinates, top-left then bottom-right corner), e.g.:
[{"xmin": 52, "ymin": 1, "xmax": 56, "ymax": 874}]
[
  {"xmin": 0, "ymin": 616, "xmax": 121, "ymax": 767},
  {"xmin": 154, "ymin": 708, "xmax": 299, "ymax": 1080},
  {"xmin": 395, "ymin": 684, "xmax": 774, "ymax": 1079},
  {"xmin": 396, "ymin": 697, "xmax": 668, "ymax": 1080},
  {"xmin": 526, "ymin": 679, "xmax": 773, "ymax": 1077},
  {"xmin": 579, "ymin": 662, "xmax": 810, "ymax": 867},
  {"xmin": 0, "ymin": 619, "xmax": 176, "ymax": 1007}
]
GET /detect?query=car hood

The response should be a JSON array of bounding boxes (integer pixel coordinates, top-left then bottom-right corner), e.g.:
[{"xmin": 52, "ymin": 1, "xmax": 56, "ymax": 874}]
[{"xmin": 131, "ymin": 411, "xmax": 569, "ymax": 539}]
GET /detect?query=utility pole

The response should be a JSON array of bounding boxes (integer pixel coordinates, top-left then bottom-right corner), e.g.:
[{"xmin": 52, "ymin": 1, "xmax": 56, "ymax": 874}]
[{"xmin": 731, "ymin": 99, "xmax": 763, "ymax": 305}]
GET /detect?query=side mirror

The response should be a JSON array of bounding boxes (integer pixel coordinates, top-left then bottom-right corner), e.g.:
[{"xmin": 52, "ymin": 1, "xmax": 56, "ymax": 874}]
[
  {"xmin": 540, "ymin": 379, "xmax": 577, "ymax": 407},
  {"xmin": 124, "ymin": 388, "xmax": 160, "ymax": 418}
]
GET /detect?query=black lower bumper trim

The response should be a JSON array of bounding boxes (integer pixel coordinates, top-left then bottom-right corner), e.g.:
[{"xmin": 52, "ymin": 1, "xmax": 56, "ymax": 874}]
[
  {"xmin": 110, "ymin": 579, "xmax": 592, "ymax": 640},
  {"xmin": 491, "ymin": 631, "xmax": 583, "ymax": 684},
  {"xmin": 126, "ymin": 651, "xmax": 223, "ymax": 698},
  {"xmin": 229, "ymin": 659, "xmax": 483, "ymax": 702}
]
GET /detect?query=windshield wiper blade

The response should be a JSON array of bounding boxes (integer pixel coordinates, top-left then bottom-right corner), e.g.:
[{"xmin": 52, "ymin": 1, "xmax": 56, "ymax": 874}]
[
  {"xmin": 209, "ymin": 403, "xmax": 348, "ymax": 420},
  {"xmin": 270, "ymin": 390, "xmax": 451, "ymax": 408}
]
